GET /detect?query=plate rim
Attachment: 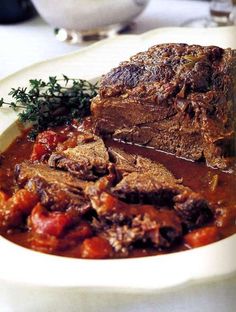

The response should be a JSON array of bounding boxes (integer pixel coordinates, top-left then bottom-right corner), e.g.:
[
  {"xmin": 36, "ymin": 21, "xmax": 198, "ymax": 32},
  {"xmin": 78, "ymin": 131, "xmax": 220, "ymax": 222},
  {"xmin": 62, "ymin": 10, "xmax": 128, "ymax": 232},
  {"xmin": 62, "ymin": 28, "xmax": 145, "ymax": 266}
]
[{"xmin": 0, "ymin": 26, "xmax": 236, "ymax": 291}]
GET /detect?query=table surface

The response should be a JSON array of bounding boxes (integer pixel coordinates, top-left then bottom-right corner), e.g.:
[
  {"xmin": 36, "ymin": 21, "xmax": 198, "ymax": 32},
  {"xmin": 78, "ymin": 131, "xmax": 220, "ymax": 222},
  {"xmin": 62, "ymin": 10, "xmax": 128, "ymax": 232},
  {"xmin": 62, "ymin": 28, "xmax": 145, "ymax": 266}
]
[{"xmin": 0, "ymin": 0, "xmax": 215, "ymax": 79}]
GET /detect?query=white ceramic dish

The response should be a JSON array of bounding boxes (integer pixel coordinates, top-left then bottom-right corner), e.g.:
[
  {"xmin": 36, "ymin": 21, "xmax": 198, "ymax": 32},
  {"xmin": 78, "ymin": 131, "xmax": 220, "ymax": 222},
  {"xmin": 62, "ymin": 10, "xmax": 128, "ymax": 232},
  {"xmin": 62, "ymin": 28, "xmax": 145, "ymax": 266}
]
[
  {"xmin": 31, "ymin": 0, "xmax": 150, "ymax": 31},
  {"xmin": 0, "ymin": 26, "xmax": 236, "ymax": 312}
]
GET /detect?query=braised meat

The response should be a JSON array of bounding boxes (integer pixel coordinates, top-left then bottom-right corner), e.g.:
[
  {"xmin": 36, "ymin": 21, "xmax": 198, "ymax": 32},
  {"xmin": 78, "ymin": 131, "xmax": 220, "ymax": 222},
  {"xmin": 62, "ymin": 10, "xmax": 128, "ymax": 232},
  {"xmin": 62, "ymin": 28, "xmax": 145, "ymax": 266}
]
[
  {"xmin": 107, "ymin": 148, "xmax": 213, "ymax": 230},
  {"xmin": 108, "ymin": 147, "xmax": 137, "ymax": 174},
  {"xmin": 109, "ymin": 147, "xmax": 182, "ymax": 204},
  {"xmin": 113, "ymin": 170, "xmax": 182, "ymax": 205},
  {"xmin": 90, "ymin": 192, "xmax": 183, "ymax": 254},
  {"xmin": 48, "ymin": 132, "xmax": 109, "ymax": 180},
  {"xmin": 109, "ymin": 146, "xmax": 179, "ymax": 180},
  {"xmin": 15, "ymin": 162, "xmax": 91, "ymax": 213},
  {"xmin": 92, "ymin": 43, "xmax": 236, "ymax": 169},
  {"xmin": 85, "ymin": 147, "xmax": 213, "ymax": 253},
  {"xmin": 12, "ymin": 134, "xmax": 213, "ymax": 257},
  {"xmin": 174, "ymin": 191, "xmax": 213, "ymax": 229}
]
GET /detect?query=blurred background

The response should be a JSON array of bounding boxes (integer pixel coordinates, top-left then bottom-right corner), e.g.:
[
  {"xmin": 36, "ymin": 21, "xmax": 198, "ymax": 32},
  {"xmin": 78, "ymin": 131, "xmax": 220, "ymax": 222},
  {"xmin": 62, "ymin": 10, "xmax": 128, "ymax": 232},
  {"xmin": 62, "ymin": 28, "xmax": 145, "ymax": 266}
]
[{"xmin": 0, "ymin": 0, "xmax": 235, "ymax": 79}]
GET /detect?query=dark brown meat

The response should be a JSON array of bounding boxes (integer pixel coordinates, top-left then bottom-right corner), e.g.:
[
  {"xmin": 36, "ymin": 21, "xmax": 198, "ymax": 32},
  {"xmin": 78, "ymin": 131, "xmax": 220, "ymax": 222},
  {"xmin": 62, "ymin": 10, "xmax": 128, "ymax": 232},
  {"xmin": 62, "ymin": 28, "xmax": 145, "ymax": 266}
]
[
  {"xmin": 113, "ymin": 171, "xmax": 181, "ymax": 205},
  {"xmin": 14, "ymin": 141, "xmax": 213, "ymax": 254},
  {"xmin": 89, "ymin": 191, "xmax": 182, "ymax": 254},
  {"xmin": 108, "ymin": 148, "xmax": 213, "ymax": 229},
  {"xmin": 174, "ymin": 191, "xmax": 213, "ymax": 230},
  {"xmin": 109, "ymin": 146, "xmax": 180, "ymax": 180},
  {"xmin": 48, "ymin": 132, "xmax": 109, "ymax": 180},
  {"xmin": 108, "ymin": 147, "xmax": 137, "ymax": 174},
  {"xmin": 109, "ymin": 147, "xmax": 182, "ymax": 204},
  {"xmin": 92, "ymin": 43, "xmax": 236, "ymax": 169},
  {"xmin": 15, "ymin": 162, "xmax": 91, "ymax": 213}
]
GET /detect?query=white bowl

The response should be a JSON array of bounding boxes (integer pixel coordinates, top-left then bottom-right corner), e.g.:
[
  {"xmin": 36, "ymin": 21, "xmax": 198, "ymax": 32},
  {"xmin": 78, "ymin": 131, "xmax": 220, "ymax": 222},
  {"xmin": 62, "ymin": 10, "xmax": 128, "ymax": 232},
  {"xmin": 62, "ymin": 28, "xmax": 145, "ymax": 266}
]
[
  {"xmin": 31, "ymin": 0, "xmax": 150, "ymax": 31},
  {"xmin": 1, "ymin": 27, "xmax": 236, "ymax": 311}
]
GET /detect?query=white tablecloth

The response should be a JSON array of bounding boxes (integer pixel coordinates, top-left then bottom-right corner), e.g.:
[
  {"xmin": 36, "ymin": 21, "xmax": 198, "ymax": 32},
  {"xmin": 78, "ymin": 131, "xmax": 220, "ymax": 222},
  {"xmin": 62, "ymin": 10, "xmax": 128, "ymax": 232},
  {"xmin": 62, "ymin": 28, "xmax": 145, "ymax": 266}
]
[{"xmin": 0, "ymin": 0, "xmax": 213, "ymax": 79}]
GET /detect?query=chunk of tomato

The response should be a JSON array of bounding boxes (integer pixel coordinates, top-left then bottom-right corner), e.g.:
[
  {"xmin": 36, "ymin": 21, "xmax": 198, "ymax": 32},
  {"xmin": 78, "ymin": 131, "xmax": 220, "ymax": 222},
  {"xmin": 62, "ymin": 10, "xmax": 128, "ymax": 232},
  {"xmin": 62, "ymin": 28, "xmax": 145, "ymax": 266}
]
[
  {"xmin": 30, "ymin": 203, "xmax": 72, "ymax": 237},
  {"xmin": 31, "ymin": 130, "xmax": 67, "ymax": 161},
  {"xmin": 31, "ymin": 143, "xmax": 48, "ymax": 161}
]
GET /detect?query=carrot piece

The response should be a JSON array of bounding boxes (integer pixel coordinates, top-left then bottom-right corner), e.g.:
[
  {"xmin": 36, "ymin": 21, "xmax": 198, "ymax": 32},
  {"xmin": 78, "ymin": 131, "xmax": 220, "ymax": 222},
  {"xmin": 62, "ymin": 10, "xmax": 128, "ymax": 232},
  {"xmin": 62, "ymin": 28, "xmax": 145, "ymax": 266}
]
[
  {"xmin": 7, "ymin": 189, "xmax": 39, "ymax": 214},
  {"xmin": 184, "ymin": 226, "xmax": 219, "ymax": 248},
  {"xmin": 65, "ymin": 221, "xmax": 92, "ymax": 241},
  {"xmin": 30, "ymin": 233, "xmax": 59, "ymax": 253},
  {"xmin": 0, "ymin": 189, "xmax": 39, "ymax": 228},
  {"xmin": 0, "ymin": 191, "xmax": 9, "ymax": 203},
  {"xmin": 80, "ymin": 236, "xmax": 112, "ymax": 259}
]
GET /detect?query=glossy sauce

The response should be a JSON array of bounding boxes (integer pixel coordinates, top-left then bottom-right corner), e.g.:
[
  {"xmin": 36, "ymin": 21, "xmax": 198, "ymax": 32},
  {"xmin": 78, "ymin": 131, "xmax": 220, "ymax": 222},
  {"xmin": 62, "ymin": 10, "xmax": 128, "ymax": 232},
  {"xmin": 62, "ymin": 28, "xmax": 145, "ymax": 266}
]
[{"xmin": 0, "ymin": 129, "xmax": 236, "ymax": 258}]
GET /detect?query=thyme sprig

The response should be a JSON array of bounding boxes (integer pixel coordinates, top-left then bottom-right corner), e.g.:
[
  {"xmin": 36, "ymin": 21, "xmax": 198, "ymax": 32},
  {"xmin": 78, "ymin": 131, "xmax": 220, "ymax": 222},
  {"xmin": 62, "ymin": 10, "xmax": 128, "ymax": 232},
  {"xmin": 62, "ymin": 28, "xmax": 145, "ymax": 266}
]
[{"xmin": 0, "ymin": 75, "xmax": 98, "ymax": 140}]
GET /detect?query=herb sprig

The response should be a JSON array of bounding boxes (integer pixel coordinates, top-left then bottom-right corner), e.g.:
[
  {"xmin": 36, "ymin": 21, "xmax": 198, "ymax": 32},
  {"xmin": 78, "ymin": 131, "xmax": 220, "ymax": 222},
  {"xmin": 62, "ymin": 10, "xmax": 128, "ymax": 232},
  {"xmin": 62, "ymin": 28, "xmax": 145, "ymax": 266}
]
[{"xmin": 0, "ymin": 75, "xmax": 98, "ymax": 140}]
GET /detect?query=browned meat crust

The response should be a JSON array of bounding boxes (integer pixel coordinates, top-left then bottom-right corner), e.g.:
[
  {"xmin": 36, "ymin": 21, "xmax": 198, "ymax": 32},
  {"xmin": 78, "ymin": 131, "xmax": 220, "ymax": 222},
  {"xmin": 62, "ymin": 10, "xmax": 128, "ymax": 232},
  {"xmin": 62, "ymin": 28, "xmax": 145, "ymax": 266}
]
[{"xmin": 92, "ymin": 43, "xmax": 236, "ymax": 169}]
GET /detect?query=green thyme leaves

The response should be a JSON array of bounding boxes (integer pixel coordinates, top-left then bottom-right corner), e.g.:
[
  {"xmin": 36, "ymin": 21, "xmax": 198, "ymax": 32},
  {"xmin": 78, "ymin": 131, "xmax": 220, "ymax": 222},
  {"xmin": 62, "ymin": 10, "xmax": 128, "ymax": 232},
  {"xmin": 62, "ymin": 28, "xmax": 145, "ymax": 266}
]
[{"xmin": 0, "ymin": 75, "xmax": 98, "ymax": 140}]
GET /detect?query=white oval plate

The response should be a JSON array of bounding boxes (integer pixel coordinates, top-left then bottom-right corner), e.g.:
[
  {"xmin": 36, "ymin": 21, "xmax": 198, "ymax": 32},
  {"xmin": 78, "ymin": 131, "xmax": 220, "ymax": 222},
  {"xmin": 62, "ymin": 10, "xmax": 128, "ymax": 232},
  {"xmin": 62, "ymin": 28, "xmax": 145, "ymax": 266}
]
[{"xmin": 0, "ymin": 26, "xmax": 236, "ymax": 293}]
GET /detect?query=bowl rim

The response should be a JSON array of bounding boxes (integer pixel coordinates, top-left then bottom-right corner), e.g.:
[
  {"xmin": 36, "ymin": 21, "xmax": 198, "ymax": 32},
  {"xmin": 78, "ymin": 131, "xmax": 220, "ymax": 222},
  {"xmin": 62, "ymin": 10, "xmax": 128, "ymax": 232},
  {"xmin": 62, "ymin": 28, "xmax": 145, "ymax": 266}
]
[
  {"xmin": 0, "ymin": 231, "xmax": 235, "ymax": 290},
  {"xmin": 0, "ymin": 26, "xmax": 236, "ymax": 291}
]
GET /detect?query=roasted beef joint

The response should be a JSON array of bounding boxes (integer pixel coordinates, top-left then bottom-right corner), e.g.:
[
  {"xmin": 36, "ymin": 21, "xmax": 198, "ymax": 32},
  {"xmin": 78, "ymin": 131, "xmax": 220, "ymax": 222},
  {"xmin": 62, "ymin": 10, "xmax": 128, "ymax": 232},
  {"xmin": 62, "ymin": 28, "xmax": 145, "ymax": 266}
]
[{"xmin": 92, "ymin": 43, "xmax": 236, "ymax": 169}]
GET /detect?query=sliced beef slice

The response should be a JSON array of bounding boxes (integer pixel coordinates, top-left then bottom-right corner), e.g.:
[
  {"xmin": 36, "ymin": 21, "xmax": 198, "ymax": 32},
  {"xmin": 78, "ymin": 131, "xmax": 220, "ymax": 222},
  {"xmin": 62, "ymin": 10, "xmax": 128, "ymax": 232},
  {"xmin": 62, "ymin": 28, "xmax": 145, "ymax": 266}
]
[
  {"xmin": 90, "ymin": 192, "xmax": 182, "ymax": 254},
  {"xmin": 48, "ymin": 132, "xmax": 109, "ymax": 180},
  {"xmin": 92, "ymin": 44, "xmax": 236, "ymax": 169},
  {"xmin": 108, "ymin": 147, "xmax": 137, "ymax": 174},
  {"xmin": 112, "ymin": 171, "xmax": 181, "ymax": 206},
  {"xmin": 108, "ymin": 148, "xmax": 213, "ymax": 229},
  {"xmin": 15, "ymin": 162, "xmax": 91, "ymax": 213},
  {"xmin": 109, "ymin": 147, "xmax": 183, "ymax": 204}
]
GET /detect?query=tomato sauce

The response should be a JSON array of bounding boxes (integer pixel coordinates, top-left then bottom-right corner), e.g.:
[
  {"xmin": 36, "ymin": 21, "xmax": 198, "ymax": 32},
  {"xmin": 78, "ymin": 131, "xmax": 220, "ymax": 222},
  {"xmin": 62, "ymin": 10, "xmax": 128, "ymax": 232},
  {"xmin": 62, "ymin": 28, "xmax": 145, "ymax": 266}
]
[{"xmin": 0, "ymin": 127, "xmax": 236, "ymax": 259}]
